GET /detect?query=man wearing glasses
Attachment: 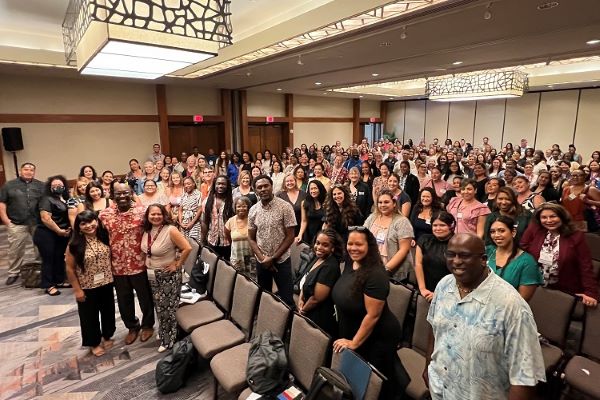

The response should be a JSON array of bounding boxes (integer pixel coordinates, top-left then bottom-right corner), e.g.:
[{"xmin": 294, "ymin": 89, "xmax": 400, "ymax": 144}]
[{"xmin": 423, "ymin": 234, "xmax": 545, "ymax": 399}]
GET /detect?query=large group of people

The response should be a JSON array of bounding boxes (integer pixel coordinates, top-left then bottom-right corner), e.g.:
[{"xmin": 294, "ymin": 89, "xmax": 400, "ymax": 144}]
[{"xmin": 1, "ymin": 136, "xmax": 599, "ymax": 399}]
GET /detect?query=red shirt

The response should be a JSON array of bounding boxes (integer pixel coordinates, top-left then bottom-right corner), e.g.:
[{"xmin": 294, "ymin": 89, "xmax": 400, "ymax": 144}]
[{"xmin": 99, "ymin": 204, "xmax": 146, "ymax": 276}]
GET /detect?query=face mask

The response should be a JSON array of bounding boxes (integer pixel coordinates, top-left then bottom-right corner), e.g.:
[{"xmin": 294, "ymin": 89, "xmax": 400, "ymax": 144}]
[
  {"xmin": 51, "ymin": 187, "xmax": 65, "ymax": 195},
  {"xmin": 353, "ymin": 155, "xmax": 359, "ymax": 160}
]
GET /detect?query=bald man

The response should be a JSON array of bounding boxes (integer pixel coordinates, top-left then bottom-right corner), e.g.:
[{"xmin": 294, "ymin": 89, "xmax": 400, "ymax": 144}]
[{"xmin": 423, "ymin": 233, "xmax": 545, "ymax": 400}]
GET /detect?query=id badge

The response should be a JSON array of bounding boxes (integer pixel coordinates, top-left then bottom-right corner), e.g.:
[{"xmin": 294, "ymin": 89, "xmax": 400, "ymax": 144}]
[
  {"xmin": 93, "ymin": 273, "xmax": 105, "ymax": 285},
  {"xmin": 539, "ymin": 250, "xmax": 553, "ymax": 265},
  {"xmin": 147, "ymin": 269, "xmax": 156, "ymax": 281},
  {"xmin": 568, "ymin": 193, "xmax": 576, "ymax": 201},
  {"xmin": 457, "ymin": 212, "xmax": 463, "ymax": 219},
  {"xmin": 376, "ymin": 231, "xmax": 386, "ymax": 245}
]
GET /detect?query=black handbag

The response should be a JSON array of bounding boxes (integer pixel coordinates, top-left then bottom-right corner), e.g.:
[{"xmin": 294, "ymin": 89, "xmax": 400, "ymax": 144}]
[{"xmin": 21, "ymin": 262, "xmax": 42, "ymax": 288}]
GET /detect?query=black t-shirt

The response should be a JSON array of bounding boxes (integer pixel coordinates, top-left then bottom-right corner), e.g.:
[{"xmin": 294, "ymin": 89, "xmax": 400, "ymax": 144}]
[
  {"xmin": 417, "ymin": 234, "xmax": 452, "ymax": 291},
  {"xmin": 332, "ymin": 262, "xmax": 401, "ymax": 348},
  {"xmin": 38, "ymin": 195, "xmax": 70, "ymax": 230},
  {"xmin": 301, "ymin": 255, "xmax": 340, "ymax": 337}
]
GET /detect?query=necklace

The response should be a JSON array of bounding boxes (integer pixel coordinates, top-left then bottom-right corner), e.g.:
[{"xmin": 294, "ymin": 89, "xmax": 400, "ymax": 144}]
[{"xmin": 456, "ymin": 269, "xmax": 489, "ymax": 295}]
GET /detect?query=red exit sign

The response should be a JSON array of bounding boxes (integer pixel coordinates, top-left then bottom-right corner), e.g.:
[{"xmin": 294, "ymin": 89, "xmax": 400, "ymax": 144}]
[
  {"xmin": 193, "ymin": 115, "xmax": 204, "ymax": 123},
  {"xmin": 266, "ymin": 116, "xmax": 274, "ymax": 123}
]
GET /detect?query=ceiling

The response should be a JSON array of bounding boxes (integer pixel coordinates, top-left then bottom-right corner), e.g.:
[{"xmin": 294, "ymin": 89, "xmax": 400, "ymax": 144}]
[{"xmin": 1, "ymin": 0, "xmax": 600, "ymax": 99}]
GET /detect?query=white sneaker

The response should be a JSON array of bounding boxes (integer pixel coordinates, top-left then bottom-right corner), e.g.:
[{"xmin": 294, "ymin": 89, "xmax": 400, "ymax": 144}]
[{"xmin": 158, "ymin": 345, "xmax": 167, "ymax": 353}]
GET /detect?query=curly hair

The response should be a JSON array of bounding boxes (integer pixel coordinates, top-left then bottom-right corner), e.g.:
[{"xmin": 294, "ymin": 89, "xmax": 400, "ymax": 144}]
[
  {"xmin": 348, "ymin": 228, "xmax": 385, "ymax": 297},
  {"xmin": 44, "ymin": 175, "xmax": 70, "ymax": 201},
  {"xmin": 313, "ymin": 229, "xmax": 345, "ymax": 262},
  {"xmin": 324, "ymin": 185, "xmax": 360, "ymax": 229},
  {"xmin": 412, "ymin": 187, "xmax": 443, "ymax": 216}
]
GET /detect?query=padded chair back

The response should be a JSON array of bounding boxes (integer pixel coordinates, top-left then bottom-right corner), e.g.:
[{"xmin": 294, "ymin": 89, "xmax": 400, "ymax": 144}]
[
  {"xmin": 200, "ymin": 247, "xmax": 219, "ymax": 294},
  {"xmin": 230, "ymin": 273, "xmax": 260, "ymax": 339},
  {"xmin": 582, "ymin": 306, "xmax": 600, "ymax": 359},
  {"xmin": 412, "ymin": 295, "xmax": 431, "ymax": 355},
  {"xmin": 331, "ymin": 349, "xmax": 384, "ymax": 400},
  {"xmin": 212, "ymin": 260, "xmax": 236, "ymax": 312},
  {"xmin": 291, "ymin": 242, "xmax": 310, "ymax": 276},
  {"xmin": 289, "ymin": 314, "xmax": 331, "ymax": 390},
  {"xmin": 254, "ymin": 292, "xmax": 291, "ymax": 340},
  {"xmin": 529, "ymin": 287, "xmax": 576, "ymax": 346},
  {"xmin": 585, "ymin": 233, "xmax": 600, "ymax": 262},
  {"xmin": 388, "ymin": 281, "xmax": 414, "ymax": 327},
  {"xmin": 182, "ymin": 239, "xmax": 200, "ymax": 275}
]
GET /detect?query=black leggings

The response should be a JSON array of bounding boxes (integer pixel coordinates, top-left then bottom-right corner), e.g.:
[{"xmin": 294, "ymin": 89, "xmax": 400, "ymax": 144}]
[{"xmin": 33, "ymin": 227, "xmax": 69, "ymax": 289}]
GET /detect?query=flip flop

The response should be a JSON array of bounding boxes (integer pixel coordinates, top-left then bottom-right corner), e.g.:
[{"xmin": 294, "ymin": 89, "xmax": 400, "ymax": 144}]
[{"xmin": 91, "ymin": 346, "xmax": 105, "ymax": 357}]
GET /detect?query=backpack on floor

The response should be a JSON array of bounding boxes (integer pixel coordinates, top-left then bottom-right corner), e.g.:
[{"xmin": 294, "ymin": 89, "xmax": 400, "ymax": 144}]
[
  {"xmin": 155, "ymin": 336, "xmax": 197, "ymax": 394},
  {"xmin": 21, "ymin": 262, "xmax": 42, "ymax": 288},
  {"xmin": 305, "ymin": 367, "xmax": 354, "ymax": 400},
  {"xmin": 246, "ymin": 331, "xmax": 288, "ymax": 395}
]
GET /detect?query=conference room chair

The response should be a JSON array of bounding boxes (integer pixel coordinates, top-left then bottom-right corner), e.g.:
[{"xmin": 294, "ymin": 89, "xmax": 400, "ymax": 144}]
[{"xmin": 330, "ymin": 349, "xmax": 385, "ymax": 400}]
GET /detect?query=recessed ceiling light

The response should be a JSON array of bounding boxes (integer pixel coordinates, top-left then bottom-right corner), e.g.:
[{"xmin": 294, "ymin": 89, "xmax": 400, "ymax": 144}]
[
  {"xmin": 359, "ymin": 95, "xmax": 364, "ymax": 98},
  {"xmin": 587, "ymin": 39, "xmax": 600, "ymax": 45},
  {"xmin": 372, "ymin": 73, "xmax": 379, "ymax": 77},
  {"xmin": 379, "ymin": 42, "xmax": 392, "ymax": 47},
  {"xmin": 452, "ymin": 61, "xmax": 463, "ymax": 65},
  {"xmin": 537, "ymin": 1, "xmax": 559, "ymax": 10},
  {"xmin": 389, "ymin": 97, "xmax": 395, "ymax": 100},
  {"xmin": 315, "ymin": 82, "xmax": 322, "ymax": 85},
  {"xmin": 276, "ymin": 88, "xmax": 282, "ymax": 91}
]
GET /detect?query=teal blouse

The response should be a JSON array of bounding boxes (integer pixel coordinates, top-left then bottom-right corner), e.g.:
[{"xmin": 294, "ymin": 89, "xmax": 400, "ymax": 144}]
[{"xmin": 485, "ymin": 245, "xmax": 543, "ymax": 289}]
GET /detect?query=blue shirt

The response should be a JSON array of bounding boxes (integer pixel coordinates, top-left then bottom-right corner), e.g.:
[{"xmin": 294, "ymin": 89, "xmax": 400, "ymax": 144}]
[{"xmin": 427, "ymin": 272, "xmax": 545, "ymax": 400}]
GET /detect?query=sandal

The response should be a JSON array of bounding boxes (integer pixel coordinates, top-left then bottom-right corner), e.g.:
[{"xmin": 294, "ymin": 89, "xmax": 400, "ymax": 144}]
[
  {"xmin": 91, "ymin": 345, "xmax": 105, "ymax": 357},
  {"xmin": 102, "ymin": 339, "xmax": 114, "ymax": 350},
  {"xmin": 45, "ymin": 287, "xmax": 61, "ymax": 296}
]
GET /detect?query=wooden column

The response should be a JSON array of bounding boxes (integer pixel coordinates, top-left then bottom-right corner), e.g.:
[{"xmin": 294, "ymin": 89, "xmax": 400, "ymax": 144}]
[
  {"xmin": 285, "ymin": 93, "xmax": 294, "ymax": 149},
  {"xmin": 380, "ymin": 101, "xmax": 388, "ymax": 132},
  {"xmin": 240, "ymin": 90, "xmax": 249, "ymax": 151},
  {"xmin": 155, "ymin": 84, "xmax": 170, "ymax": 154},
  {"xmin": 221, "ymin": 89, "xmax": 232, "ymax": 152},
  {"xmin": 352, "ymin": 98, "xmax": 361, "ymax": 144}
]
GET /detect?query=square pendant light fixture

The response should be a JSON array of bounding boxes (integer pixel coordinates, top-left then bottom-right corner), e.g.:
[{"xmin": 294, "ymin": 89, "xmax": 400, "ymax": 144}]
[
  {"xmin": 426, "ymin": 70, "xmax": 528, "ymax": 101},
  {"xmin": 62, "ymin": 0, "xmax": 232, "ymax": 79}
]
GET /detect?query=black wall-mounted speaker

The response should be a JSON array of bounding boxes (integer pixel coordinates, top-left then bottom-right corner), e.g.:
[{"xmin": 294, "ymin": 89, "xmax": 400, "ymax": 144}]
[{"xmin": 1, "ymin": 127, "xmax": 24, "ymax": 152}]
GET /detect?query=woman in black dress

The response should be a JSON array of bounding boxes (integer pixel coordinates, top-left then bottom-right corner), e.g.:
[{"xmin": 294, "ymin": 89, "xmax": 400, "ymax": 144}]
[
  {"xmin": 409, "ymin": 187, "xmax": 443, "ymax": 243},
  {"xmin": 296, "ymin": 180, "xmax": 326, "ymax": 245},
  {"xmin": 347, "ymin": 167, "xmax": 373, "ymax": 219},
  {"xmin": 414, "ymin": 211, "xmax": 455, "ymax": 302},
  {"xmin": 298, "ymin": 229, "xmax": 342, "ymax": 338},
  {"xmin": 332, "ymin": 227, "xmax": 406, "ymax": 399}
]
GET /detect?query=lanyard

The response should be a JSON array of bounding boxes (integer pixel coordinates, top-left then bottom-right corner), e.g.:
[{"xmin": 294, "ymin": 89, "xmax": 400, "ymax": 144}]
[{"xmin": 147, "ymin": 225, "xmax": 164, "ymax": 258}]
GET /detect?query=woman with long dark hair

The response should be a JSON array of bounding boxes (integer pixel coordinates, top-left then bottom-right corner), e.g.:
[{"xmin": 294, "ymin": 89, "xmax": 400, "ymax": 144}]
[
  {"xmin": 532, "ymin": 171, "xmax": 559, "ymax": 203},
  {"xmin": 486, "ymin": 215, "xmax": 542, "ymax": 301},
  {"xmin": 34, "ymin": 175, "xmax": 72, "ymax": 296},
  {"xmin": 409, "ymin": 187, "xmax": 443, "ymax": 242},
  {"xmin": 141, "ymin": 204, "xmax": 192, "ymax": 352},
  {"xmin": 323, "ymin": 184, "xmax": 363, "ymax": 242},
  {"xmin": 348, "ymin": 166, "xmax": 373, "ymax": 219},
  {"xmin": 521, "ymin": 203, "xmax": 598, "ymax": 307},
  {"xmin": 66, "ymin": 210, "xmax": 115, "ymax": 357},
  {"xmin": 296, "ymin": 180, "xmax": 327, "ymax": 245},
  {"xmin": 298, "ymin": 229, "xmax": 343, "ymax": 337},
  {"xmin": 79, "ymin": 165, "xmax": 98, "ymax": 182},
  {"xmin": 241, "ymin": 151, "xmax": 254, "ymax": 172},
  {"xmin": 201, "ymin": 176, "xmax": 235, "ymax": 260},
  {"xmin": 332, "ymin": 227, "xmax": 406, "ymax": 399},
  {"xmin": 78, "ymin": 181, "xmax": 112, "ymax": 215},
  {"xmin": 227, "ymin": 152, "xmax": 241, "ymax": 186},
  {"xmin": 414, "ymin": 211, "xmax": 455, "ymax": 302}
]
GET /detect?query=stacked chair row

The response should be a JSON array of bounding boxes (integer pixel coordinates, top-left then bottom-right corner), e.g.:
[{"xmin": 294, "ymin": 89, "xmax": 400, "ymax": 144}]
[{"xmin": 175, "ymin": 246, "xmax": 385, "ymax": 399}]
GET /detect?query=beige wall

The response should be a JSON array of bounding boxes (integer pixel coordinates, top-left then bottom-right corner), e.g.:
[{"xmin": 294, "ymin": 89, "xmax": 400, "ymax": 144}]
[
  {"xmin": 386, "ymin": 88, "xmax": 600, "ymax": 158},
  {"xmin": 359, "ymin": 99, "xmax": 380, "ymax": 119},
  {"xmin": 247, "ymin": 91, "xmax": 286, "ymax": 117},
  {"xmin": 294, "ymin": 95, "xmax": 353, "ymax": 117},
  {"xmin": 293, "ymin": 122, "xmax": 353, "ymax": 148},
  {"xmin": 0, "ymin": 75, "xmax": 156, "ymax": 115},
  {"xmin": 0, "ymin": 75, "xmax": 160, "ymax": 180},
  {"xmin": 1, "ymin": 122, "xmax": 159, "ymax": 180},
  {"xmin": 165, "ymin": 84, "xmax": 221, "ymax": 115}
]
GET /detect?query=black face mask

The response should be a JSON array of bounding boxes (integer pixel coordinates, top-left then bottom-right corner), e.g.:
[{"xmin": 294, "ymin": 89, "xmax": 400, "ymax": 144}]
[
  {"xmin": 51, "ymin": 187, "xmax": 65, "ymax": 196},
  {"xmin": 353, "ymin": 155, "xmax": 359, "ymax": 160}
]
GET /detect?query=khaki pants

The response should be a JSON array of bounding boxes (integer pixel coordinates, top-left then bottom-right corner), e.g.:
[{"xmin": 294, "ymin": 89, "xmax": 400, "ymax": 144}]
[{"xmin": 7, "ymin": 223, "xmax": 40, "ymax": 277}]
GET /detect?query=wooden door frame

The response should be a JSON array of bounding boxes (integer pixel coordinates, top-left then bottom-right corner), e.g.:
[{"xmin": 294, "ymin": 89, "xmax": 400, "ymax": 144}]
[{"xmin": 246, "ymin": 122, "xmax": 289, "ymax": 155}]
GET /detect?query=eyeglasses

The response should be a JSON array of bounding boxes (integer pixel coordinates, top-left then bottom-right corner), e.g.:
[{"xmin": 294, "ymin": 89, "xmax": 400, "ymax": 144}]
[
  {"xmin": 445, "ymin": 251, "xmax": 484, "ymax": 261},
  {"xmin": 348, "ymin": 226, "xmax": 368, "ymax": 232}
]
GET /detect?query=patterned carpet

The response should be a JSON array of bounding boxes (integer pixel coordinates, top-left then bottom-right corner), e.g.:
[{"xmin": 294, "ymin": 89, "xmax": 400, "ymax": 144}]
[{"xmin": 0, "ymin": 226, "xmax": 235, "ymax": 400}]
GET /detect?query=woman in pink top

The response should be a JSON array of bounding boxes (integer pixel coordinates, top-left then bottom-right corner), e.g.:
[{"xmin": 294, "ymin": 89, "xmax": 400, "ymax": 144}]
[
  {"xmin": 421, "ymin": 167, "xmax": 450, "ymax": 198},
  {"xmin": 446, "ymin": 178, "xmax": 491, "ymax": 238}
]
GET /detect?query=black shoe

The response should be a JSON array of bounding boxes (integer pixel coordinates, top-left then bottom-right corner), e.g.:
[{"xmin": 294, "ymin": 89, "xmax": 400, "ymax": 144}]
[{"xmin": 5, "ymin": 276, "xmax": 18, "ymax": 285}]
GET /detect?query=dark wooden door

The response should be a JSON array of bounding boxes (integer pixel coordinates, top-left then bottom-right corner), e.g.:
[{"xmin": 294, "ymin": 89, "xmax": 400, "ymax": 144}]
[
  {"xmin": 169, "ymin": 124, "xmax": 223, "ymax": 157},
  {"xmin": 247, "ymin": 124, "xmax": 284, "ymax": 155}
]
